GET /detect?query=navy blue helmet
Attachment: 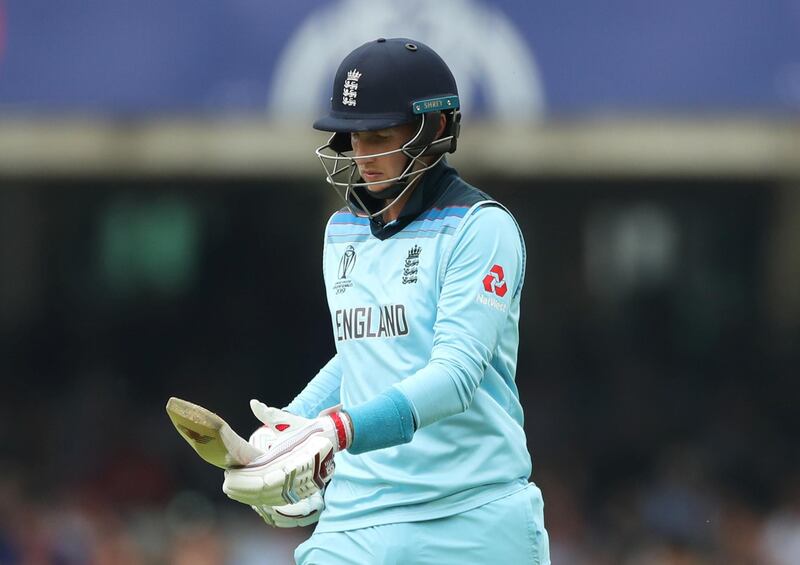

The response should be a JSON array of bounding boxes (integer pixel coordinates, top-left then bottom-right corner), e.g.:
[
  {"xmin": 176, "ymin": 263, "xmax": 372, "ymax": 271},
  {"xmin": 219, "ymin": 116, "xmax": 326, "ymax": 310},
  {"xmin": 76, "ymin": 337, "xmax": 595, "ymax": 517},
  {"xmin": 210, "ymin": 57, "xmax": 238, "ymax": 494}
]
[{"xmin": 314, "ymin": 38, "xmax": 461, "ymax": 218}]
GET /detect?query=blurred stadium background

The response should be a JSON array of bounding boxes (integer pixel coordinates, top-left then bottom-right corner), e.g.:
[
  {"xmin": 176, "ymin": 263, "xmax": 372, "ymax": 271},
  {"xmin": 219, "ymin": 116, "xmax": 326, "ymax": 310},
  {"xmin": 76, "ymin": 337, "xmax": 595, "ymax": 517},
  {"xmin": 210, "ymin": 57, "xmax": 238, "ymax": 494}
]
[{"xmin": 1, "ymin": 1, "xmax": 799, "ymax": 563}]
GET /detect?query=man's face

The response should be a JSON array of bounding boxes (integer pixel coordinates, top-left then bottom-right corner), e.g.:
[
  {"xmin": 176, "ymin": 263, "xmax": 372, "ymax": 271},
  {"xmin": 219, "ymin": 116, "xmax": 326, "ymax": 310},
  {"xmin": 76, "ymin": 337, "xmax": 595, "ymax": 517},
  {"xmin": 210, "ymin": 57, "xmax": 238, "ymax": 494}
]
[{"xmin": 350, "ymin": 122, "xmax": 418, "ymax": 194}]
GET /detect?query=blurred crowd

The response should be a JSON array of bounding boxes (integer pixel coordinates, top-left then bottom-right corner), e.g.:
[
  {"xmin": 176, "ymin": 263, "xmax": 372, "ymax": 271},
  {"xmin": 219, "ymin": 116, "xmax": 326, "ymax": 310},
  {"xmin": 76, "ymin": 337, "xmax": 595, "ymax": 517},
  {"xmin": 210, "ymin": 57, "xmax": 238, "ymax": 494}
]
[
  {"xmin": 1, "ymin": 442, "xmax": 798, "ymax": 564},
  {"xmin": 540, "ymin": 448, "xmax": 800, "ymax": 564},
  {"xmin": 0, "ymin": 478, "xmax": 307, "ymax": 564}
]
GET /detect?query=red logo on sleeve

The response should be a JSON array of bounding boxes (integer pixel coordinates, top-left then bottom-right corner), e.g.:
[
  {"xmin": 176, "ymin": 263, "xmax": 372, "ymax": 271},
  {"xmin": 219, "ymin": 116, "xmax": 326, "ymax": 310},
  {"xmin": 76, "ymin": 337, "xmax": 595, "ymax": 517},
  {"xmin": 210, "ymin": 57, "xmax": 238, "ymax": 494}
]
[{"xmin": 482, "ymin": 264, "xmax": 508, "ymax": 297}]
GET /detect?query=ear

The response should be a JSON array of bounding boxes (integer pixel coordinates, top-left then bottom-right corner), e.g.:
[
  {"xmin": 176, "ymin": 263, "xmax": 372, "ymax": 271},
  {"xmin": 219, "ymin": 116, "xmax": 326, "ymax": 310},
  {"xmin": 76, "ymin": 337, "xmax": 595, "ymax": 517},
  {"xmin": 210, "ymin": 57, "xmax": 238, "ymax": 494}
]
[{"xmin": 435, "ymin": 112, "xmax": 447, "ymax": 139}]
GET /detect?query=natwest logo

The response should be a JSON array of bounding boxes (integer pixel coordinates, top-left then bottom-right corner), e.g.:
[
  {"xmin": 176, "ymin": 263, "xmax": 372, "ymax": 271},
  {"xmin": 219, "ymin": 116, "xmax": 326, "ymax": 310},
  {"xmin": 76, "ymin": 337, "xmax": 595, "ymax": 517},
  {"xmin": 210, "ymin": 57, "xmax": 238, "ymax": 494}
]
[{"xmin": 482, "ymin": 264, "xmax": 508, "ymax": 297}]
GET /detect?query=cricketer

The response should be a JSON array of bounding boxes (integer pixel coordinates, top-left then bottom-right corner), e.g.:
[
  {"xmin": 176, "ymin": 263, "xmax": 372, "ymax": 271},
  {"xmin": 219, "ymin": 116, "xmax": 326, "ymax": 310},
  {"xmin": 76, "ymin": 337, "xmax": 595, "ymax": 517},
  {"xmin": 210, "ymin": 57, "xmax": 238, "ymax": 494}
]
[{"xmin": 222, "ymin": 38, "xmax": 551, "ymax": 564}]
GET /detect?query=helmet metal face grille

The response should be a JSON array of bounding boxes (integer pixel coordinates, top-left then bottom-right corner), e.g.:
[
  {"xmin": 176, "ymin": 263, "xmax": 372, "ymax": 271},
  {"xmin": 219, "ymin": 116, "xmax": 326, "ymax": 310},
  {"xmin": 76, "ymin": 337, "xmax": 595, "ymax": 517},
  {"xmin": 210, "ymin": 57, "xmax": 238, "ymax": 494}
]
[{"xmin": 315, "ymin": 113, "xmax": 454, "ymax": 219}]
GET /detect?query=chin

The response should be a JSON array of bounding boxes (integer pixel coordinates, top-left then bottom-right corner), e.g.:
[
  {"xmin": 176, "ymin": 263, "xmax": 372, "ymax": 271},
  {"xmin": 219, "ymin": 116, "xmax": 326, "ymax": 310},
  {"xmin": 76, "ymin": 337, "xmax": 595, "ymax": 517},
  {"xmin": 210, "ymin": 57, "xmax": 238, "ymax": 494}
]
[{"xmin": 365, "ymin": 183, "xmax": 390, "ymax": 194}]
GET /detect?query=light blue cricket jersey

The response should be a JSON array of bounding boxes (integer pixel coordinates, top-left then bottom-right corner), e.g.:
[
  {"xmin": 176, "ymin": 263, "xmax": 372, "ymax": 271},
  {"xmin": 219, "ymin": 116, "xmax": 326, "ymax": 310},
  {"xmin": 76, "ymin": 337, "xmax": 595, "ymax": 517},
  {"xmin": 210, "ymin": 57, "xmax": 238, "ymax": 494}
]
[{"xmin": 288, "ymin": 161, "xmax": 532, "ymax": 532}]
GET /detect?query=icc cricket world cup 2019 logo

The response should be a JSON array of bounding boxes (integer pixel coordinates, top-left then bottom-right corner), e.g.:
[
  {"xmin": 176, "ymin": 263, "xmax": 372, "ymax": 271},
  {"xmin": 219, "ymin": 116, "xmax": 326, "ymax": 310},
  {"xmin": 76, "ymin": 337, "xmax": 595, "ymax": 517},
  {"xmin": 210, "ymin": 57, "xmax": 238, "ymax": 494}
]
[
  {"xmin": 338, "ymin": 245, "xmax": 356, "ymax": 279},
  {"xmin": 334, "ymin": 245, "xmax": 356, "ymax": 294}
]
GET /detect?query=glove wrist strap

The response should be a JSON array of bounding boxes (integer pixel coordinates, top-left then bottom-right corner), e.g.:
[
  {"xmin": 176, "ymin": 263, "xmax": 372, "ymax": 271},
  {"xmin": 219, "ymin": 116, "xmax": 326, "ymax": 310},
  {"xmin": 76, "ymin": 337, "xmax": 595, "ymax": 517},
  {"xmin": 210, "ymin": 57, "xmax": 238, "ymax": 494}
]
[
  {"xmin": 318, "ymin": 404, "xmax": 353, "ymax": 451},
  {"xmin": 328, "ymin": 411, "xmax": 352, "ymax": 451}
]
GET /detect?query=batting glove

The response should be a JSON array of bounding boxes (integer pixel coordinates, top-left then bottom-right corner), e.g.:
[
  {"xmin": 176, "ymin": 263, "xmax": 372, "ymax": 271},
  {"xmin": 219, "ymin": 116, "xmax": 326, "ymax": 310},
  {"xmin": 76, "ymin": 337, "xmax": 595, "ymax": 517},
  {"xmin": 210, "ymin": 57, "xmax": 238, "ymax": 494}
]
[
  {"xmin": 251, "ymin": 491, "xmax": 325, "ymax": 528},
  {"xmin": 246, "ymin": 408, "xmax": 329, "ymax": 527},
  {"xmin": 222, "ymin": 400, "xmax": 352, "ymax": 508}
]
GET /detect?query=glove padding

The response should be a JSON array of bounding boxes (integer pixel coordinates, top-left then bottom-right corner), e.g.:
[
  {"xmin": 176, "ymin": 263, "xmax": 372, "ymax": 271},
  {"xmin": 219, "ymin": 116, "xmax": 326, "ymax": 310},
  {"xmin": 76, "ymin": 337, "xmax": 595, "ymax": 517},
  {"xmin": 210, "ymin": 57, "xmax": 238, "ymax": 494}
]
[
  {"xmin": 246, "ymin": 421, "xmax": 325, "ymax": 527},
  {"xmin": 251, "ymin": 491, "xmax": 325, "ymax": 528},
  {"xmin": 222, "ymin": 400, "xmax": 351, "ymax": 507}
]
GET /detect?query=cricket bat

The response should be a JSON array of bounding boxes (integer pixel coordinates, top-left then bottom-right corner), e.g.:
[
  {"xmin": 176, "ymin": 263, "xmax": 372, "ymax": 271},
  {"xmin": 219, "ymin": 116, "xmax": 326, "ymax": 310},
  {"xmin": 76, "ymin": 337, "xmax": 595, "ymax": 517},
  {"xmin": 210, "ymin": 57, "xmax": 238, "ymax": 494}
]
[{"xmin": 166, "ymin": 397, "xmax": 264, "ymax": 469}]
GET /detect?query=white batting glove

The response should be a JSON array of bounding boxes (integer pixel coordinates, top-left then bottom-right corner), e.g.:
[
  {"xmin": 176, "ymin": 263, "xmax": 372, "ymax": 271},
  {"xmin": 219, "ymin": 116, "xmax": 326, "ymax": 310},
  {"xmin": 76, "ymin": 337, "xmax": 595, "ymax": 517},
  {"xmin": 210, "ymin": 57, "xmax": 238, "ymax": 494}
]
[
  {"xmin": 251, "ymin": 491, "xmax": 325, "ymax": 528},
  {"xmin": 222, "ymin": 400, "xmax": 352, "ymax": 507},
  {"xmin": 246, "ymin": 421, "xmax": 325, "ymax": 527}
]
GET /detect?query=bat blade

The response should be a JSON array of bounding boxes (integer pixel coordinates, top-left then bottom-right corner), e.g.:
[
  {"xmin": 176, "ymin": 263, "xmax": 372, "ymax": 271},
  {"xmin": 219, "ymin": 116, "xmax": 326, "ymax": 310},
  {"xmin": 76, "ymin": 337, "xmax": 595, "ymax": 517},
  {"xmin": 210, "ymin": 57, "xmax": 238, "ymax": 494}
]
[{"xmin": 166, "ymin": 397, "xmax": 263, "ymax": 469}]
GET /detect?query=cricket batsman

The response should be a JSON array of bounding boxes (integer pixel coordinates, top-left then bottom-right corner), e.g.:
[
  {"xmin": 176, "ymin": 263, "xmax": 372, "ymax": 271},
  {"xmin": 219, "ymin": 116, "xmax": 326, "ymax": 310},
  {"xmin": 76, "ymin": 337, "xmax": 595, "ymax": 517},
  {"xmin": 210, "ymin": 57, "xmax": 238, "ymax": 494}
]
[{"xmin": 222, "ymin": 37, "xmax": 551, "ymax": 563}]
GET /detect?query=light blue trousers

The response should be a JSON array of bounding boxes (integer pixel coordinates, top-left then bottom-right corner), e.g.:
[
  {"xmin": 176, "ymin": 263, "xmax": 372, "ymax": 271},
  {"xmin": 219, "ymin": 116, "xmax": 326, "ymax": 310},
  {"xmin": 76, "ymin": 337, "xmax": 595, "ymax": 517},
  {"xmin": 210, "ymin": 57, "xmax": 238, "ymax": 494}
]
[{"xmin": 295, "ymin": 483, "xmax": 550, "ymax": 565}]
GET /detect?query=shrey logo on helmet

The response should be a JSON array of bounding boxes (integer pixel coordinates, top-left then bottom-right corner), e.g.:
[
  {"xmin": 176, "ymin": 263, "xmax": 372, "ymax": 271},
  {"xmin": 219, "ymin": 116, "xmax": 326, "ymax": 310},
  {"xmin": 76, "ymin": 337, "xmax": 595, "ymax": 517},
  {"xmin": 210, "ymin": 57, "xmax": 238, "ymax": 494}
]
[{"xmin": 342, "ymin": 69, "xmax": 361, "ymax": 107}]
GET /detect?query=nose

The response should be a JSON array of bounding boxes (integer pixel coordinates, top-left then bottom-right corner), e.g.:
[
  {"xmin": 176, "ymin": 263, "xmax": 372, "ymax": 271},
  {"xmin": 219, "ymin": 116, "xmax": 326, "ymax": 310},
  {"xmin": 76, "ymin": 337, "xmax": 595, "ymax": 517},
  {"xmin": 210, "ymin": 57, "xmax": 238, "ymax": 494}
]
[
  {"xmin": 355, "ymin": 153, "xmax": 377, "ymax": 171},
  {"xmin": 353, "ymin": 142, "xmax": 375, "ymax": 161}
]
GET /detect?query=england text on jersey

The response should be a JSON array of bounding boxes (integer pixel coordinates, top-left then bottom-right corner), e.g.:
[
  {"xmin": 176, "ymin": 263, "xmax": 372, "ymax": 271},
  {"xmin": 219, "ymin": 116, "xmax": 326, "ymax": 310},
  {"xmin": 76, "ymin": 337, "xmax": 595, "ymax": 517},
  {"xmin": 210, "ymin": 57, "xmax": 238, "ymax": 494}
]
[{"xmin": 335, "ymin": 305, "xmax": 409, "ymax": 341}]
